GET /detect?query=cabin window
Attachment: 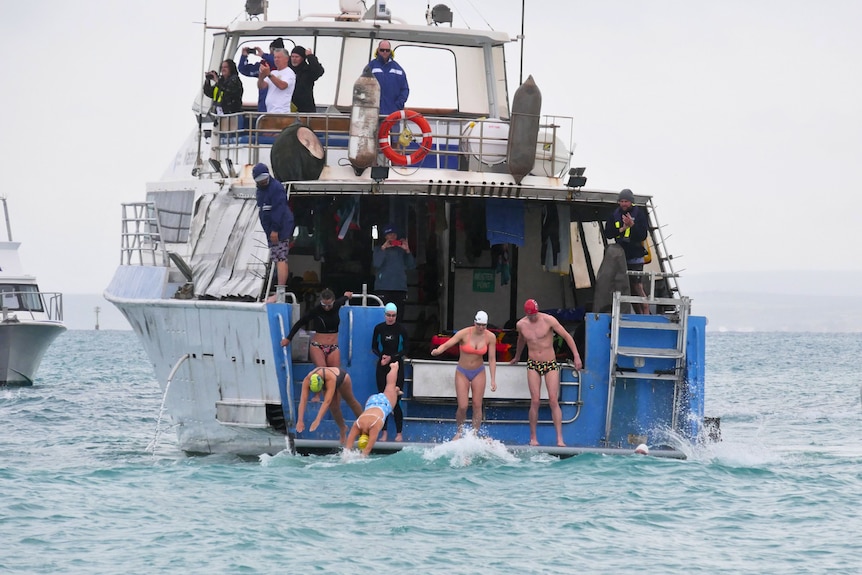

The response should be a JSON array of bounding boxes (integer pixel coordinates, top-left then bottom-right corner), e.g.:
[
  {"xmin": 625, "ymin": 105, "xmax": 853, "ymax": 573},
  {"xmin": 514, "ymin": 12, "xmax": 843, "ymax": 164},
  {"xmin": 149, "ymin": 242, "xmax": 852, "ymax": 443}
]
[
  {"xmin": 232, "ymin": 36, "xmax": 342, "ymax": 111},
  {"xmin": 0, "ymin": 284, "xmax": 43, "ymax": 312},
  {"xmin": 390, "ymin": 46, "xmax": 457, "ymax": 110}
]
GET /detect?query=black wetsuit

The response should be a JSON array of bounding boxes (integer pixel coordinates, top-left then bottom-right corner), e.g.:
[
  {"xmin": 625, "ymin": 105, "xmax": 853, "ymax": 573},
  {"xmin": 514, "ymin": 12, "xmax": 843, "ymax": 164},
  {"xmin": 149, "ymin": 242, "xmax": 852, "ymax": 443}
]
[
  {"xmin": 371, "ymin": 321, "xmax": 409, "ymax": 433},
  {"xmin": 285, "ymin": 296, "xmax": 349, "ymax": 340}
]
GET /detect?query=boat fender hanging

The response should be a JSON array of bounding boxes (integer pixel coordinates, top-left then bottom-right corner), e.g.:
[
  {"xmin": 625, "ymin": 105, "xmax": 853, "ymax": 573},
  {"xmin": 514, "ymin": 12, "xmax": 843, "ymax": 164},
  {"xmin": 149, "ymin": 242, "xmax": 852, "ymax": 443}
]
[
  {"xmin": 271, "ymin": 123, "xmax": 325, "ymax": 182},
  {"xmin": 348, "ymin": 66, "xmax": 381, "ymax": 175},
  {"xmin": 377, "ymin": 109, "xmax": 433, "ymax": 166},
  {"xmin": 507, "ymin": 75, "xmax": 542, "ymax": 184}
]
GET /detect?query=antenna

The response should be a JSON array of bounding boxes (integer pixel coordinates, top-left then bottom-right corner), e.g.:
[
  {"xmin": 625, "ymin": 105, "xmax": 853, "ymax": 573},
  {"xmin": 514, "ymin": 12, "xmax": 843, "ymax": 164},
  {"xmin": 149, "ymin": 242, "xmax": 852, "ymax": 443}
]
[
  {"xmin": 518, "ymin": 0, "xmax": 525, "ymax": 85},
  {"xmin": 192, "ymin": 0, "xmax": 209, "ymax": 177}
]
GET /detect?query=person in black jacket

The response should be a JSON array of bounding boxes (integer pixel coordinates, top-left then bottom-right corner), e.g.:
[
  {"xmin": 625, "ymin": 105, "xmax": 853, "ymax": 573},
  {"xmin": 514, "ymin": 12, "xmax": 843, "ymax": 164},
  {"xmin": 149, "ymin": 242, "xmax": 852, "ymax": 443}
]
[
  {"xmin": 288, "ymin": 46, "xmax": 325, "ymax": 113},
  {"xmin": 202, "ymin": 59, "xmax": 243, "ymax": 115},
  {"xmin": 370, "ymin": 302, "xmax": 409, "ymax": 441},
  {"xmin": 604, "ymin": 188, "xmax": 650, "ymax": 314}
]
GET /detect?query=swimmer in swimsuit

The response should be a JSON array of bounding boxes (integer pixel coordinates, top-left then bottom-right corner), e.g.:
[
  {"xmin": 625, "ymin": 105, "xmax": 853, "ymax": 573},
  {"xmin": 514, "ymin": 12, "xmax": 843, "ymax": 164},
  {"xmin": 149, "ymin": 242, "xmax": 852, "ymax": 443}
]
[
  {"xmin": 345, "ymin": 363, "xmax": 402, "ymax": 456},
  {"xmin": 510, "ymin": 299, "xmax": 583, "ymax": 447},
  {"xmin": 282, "ymin": 288, "xmax": 353, "ymax": 401},
  {"xmin": 430, "ymin": 310, "xmax": 497, "ymax": 439},
  {"xmin": 371, "ymin": 302, "xmax": 409, "ymax": 441},
  {"xmin": 296, "ymin": 367, "xmax": 363, "ymax": 444},
  {"xmin": 526, "ymin": 358, "xmax": 559, "ymax": 375}
]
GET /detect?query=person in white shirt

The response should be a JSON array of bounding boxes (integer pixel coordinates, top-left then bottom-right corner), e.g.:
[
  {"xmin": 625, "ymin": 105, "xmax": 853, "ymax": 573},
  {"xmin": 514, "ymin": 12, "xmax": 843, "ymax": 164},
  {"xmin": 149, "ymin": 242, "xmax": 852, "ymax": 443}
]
[{"xmin": 258, "ymin": 48, "xmax": 296, "ymax": 113}]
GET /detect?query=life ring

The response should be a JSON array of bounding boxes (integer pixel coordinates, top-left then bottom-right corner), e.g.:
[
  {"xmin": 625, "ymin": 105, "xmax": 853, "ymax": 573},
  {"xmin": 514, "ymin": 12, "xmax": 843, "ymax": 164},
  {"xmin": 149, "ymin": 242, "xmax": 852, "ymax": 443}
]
[{"xmin": 377, "ymin": 109, "xmax": 433, "ymax": 166}]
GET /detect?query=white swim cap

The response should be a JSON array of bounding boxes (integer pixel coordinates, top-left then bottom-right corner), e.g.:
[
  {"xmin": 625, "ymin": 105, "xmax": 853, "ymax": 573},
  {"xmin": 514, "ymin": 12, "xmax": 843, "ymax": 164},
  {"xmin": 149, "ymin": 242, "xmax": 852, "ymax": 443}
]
[{"xmin": 634, "ymin": 443, "xmax": 649, "ymax": 455}]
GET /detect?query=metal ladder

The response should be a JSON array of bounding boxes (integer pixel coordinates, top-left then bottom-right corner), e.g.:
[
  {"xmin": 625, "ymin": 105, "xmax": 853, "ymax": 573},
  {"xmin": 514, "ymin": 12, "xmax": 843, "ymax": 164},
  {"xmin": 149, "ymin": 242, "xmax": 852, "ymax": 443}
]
[
  {"xmin": 604, "ymin": 282, "xmax": 692, "ymax": 444},
  {"xmin": 644, "ymin": 198, "xmax": 682, "ymax": 298}
]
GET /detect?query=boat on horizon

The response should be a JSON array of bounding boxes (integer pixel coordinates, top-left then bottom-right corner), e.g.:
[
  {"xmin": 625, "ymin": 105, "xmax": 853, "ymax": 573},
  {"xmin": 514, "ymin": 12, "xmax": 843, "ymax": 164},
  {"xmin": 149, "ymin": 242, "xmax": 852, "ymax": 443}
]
[
  {"xmin": 0, "ymin": 197, "xmax": 66, "ymax": 386},
  {"xmin": 105, "ymin": 1, "xmax": 716, "ymax": 458}
]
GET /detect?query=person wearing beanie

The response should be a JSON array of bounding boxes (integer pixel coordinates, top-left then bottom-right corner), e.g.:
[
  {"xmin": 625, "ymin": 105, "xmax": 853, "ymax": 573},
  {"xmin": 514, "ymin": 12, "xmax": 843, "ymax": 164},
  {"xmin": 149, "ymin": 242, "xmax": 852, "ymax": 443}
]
[
  {"xmin": 288, "ymin": 45, "xmax": 325, "ymax": 112},
  {"xmin": 430, "ymin": 310, "xmax": 498, "ymax": 439},
  {"xmin": 372, "ymin": 223, "xmax": 415, "ymax": 323},
  {"xmin": 604, "ymin": 188, "xmax": 650, "ymax": 314},
  {"xmin": 370, "ymin": 302, "xmax": 410, "ymax": 441},
  {"xmin": 253, "ymin": 163, "xmax": 294, "ymax": 291},
  {"xmin": 510, "ymin": 299, "xmax": 582, "ymax": 447}
]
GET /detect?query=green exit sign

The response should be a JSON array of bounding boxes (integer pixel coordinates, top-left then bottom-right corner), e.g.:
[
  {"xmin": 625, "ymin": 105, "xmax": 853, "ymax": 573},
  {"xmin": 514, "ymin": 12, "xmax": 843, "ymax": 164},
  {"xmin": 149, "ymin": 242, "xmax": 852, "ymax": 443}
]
[{"xmin": 472, "ymin": 270, "xmax": 495, "ymax": 292}]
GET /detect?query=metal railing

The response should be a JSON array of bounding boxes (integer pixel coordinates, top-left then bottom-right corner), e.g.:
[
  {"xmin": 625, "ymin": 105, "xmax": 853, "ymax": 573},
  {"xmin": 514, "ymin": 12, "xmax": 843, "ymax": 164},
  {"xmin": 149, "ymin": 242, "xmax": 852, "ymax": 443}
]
[
  {"xmin": 208, "ymin": 110, "xmax": 574, "ymax": 177},
  {"xmin": 0, "ymin": 290, "xmax": 63, "ymax": 322}
]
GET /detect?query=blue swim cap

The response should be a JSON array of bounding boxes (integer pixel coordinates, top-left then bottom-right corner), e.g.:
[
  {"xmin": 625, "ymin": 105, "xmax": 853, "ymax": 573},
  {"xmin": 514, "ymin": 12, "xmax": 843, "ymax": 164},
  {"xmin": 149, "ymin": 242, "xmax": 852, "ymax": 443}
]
[{"xmin": 384, "ymin": 302, "xmax": 397, "ymax": 313}]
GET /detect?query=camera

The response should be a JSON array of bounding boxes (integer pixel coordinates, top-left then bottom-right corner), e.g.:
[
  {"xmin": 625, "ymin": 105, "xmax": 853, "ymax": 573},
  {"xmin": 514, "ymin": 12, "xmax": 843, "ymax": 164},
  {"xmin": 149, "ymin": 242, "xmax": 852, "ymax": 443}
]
[
  {"xmin": 206, "ymin": 71, "xmax": 217, "ymax": 80},
  {"xmin": 246, "ymin": 46, "xmax": 258, "ymax": 54},
  {"xmin": 390, "ymin": 240, "xmax": 402, "ymax": 247}
]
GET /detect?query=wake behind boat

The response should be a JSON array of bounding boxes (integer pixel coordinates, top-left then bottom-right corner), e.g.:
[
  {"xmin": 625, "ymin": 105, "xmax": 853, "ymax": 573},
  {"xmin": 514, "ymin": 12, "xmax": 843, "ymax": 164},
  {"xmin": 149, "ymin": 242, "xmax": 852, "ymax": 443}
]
[
  {"xmin": 0, "ymin": 197, "xmax": 66, "ymax": 386},
  {"xmin": 106, "ymin": 1, "xmax": 716, "ymax": 458}
]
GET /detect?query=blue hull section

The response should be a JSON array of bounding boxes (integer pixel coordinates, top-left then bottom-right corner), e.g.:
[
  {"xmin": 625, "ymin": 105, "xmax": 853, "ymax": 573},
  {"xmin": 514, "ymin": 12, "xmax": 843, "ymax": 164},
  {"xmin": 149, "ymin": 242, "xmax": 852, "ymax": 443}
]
[{"xmin": 282, "ymin": 308, "xmax": 707, "ymax": 452}]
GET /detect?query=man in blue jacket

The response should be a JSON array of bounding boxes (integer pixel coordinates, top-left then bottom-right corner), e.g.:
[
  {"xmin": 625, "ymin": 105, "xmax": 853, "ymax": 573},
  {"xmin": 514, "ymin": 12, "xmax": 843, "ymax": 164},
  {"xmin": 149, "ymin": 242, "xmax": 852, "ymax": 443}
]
[
  {"xmin": 254, "ymin": 163, "xmax": 295, "ymax": 291},
  {"xmin": 367, "ymin": 40, "xmax": 409, "ymax": 115}
]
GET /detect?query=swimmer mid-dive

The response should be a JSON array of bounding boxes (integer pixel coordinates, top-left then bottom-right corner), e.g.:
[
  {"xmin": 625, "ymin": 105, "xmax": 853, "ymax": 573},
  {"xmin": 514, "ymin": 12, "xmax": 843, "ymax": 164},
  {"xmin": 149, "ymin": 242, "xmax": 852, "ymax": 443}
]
[{"xmin": 345, "ymin": 362, "xmax": 402, "ymax": 456}]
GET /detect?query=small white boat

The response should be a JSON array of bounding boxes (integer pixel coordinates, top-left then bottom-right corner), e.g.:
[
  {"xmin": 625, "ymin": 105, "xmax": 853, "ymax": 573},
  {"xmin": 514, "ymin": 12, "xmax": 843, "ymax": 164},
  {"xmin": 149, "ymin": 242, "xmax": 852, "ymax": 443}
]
[{"xmin": 0, "ymin": 198, "xmax": 66, "ymax": 386}]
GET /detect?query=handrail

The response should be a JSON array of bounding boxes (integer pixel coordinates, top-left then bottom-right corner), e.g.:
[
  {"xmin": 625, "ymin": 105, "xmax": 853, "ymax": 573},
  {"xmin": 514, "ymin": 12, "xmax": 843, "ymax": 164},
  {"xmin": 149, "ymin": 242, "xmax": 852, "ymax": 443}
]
[
  {"xmin": 148, "ymin": 353, "xmax": 190, "ymax": 455},
  {"xmin": 276, "ymin": 313, "xmax": 296, "ymax": 426},
  {"xmin": 208, "ymin": 110, "xmax": 574, "ymax": 177},
  {"xmin": 0, "ymin": 290, "xmax": 64, "ymax": 322}
]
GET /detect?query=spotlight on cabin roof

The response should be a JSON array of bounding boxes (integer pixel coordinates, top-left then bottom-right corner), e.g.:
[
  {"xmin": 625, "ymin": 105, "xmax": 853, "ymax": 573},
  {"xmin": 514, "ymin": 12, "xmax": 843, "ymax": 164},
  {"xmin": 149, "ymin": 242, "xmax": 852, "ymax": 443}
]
[
  {"xmin": 566, "ymin": 167, "xmax": 587, "ymax": 188},
  {"xmin": 429, "ymin": 4, "xmax": 454, "ymax": 26},
  {"xmin": 245, "ymin": 0, "xmax": 265, "ymax": 17}
]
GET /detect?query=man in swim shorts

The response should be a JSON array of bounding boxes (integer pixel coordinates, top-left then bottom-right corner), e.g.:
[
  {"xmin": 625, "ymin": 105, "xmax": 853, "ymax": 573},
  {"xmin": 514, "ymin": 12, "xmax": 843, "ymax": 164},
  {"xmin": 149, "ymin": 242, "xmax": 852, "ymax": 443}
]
[
  {"xmin": 510, "ymin": 299, "xmax": 582, "ymax": 447},
  {"xmin": 345, "ymin": 363, "xmax": 401, "ymax": 456}
]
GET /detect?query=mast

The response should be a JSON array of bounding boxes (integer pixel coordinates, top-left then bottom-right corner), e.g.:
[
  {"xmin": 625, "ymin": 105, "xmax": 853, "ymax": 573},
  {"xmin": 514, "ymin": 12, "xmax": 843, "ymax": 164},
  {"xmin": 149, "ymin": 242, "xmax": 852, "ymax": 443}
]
[{"xmin": 518, "ymin": 0, "xmax": 525, "ymax": 85}]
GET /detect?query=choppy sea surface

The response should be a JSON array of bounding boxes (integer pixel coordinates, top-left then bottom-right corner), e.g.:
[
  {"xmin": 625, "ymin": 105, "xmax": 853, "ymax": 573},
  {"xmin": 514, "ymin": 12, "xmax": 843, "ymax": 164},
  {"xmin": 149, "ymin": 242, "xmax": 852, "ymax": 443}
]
[{"xmin": 3, "ymin": 331, "xmax": 861, "ymax": 574}]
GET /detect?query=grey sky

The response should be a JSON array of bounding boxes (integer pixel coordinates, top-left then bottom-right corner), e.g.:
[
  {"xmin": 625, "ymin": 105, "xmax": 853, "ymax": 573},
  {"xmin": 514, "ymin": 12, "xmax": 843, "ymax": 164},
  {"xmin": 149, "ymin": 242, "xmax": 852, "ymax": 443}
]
[{"xmin": 2, "ymin": 0, "xmax": 860, "ymax": 294}]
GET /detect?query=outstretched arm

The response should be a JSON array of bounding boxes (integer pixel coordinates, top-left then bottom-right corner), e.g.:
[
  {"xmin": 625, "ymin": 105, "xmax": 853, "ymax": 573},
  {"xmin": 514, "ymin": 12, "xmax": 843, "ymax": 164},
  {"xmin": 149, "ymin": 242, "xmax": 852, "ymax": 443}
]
[
  {"xmin": 486, "ymin": 331, "xmax": 497, "ymax": 391},
  {"xmin": 431, "ymin": 328, "xmax": 465, "ymax": 356},
  {"xmin": 345, "ymin": 420, "xmax": 361, "ymax": 449},
  {"xmin": 310, "ymin": 378, "xmax": 337, "ymax": 431},
  {"xmin": 296, "ymin": 376, "xmax": 310, "ymax": 432},
  {"xmin": 510, "ymin": 330, "xmax": 525, "ymax": 365},
  {"xmin": 552, "ymin": 319, "xmax": 582, "ymax": 370}
]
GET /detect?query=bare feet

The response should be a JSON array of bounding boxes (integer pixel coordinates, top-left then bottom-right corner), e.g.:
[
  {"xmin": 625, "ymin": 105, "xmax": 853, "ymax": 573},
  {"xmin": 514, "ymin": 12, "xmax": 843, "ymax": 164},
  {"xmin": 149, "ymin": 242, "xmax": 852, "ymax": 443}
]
[
  {"xmin": 529, "ymin": 438, "xmax": 539, "ymax": 446},
  {"xmin": 395, "ymin": 433, "xmax": 403, "ymax": 442},
  {"xmin": 453, "ymin": 432, "xmax": 462, "ymax": 440},
  {"xmin": 311, "ymin": 393, "xmax": 321, "ymax": 403},
  {"xmin": 556, "ymin": 440, "xmax": 567, "ymax": 447},
  {"xmin": 380, "ymin": 431, "xmax": 388, "ymax": 442},
  {"xmin": 339, "ymin": 425, "xmax": 348, "ymax": 445}
]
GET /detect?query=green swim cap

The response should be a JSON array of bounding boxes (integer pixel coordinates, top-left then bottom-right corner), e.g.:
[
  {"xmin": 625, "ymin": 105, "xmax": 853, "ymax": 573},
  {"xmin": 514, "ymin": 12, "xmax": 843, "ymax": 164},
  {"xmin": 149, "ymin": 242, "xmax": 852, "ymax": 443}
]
[{"xmin": 309, "ymin": 373, "xmax": 324, "ymax": 393}]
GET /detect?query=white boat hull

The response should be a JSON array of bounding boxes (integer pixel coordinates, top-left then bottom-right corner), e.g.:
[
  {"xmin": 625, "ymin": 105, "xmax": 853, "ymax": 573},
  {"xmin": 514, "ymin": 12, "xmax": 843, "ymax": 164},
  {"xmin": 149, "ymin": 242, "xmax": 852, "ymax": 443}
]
[{"xmin": 0, "ymin": 321, "xmax": 66, "ymax": 385}]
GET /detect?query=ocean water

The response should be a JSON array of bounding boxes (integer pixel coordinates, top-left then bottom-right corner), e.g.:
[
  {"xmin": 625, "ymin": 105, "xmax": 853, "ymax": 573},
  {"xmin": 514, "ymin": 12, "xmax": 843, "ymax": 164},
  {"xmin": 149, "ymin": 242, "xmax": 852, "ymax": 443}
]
[{"xmin": 2, "ymin": 331, "xmax": 861, "ymax": 574}]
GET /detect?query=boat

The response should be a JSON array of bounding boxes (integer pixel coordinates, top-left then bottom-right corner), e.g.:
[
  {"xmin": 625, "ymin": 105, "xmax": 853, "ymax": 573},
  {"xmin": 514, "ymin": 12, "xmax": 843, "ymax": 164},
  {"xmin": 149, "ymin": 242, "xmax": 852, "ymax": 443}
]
[
  {"xmin": 0, "ymin": 197, "xmax": 66, "ymax": 386},
  {"xmin": 105, "ymin": 1, "xmax": 715, "ymax": 458}
]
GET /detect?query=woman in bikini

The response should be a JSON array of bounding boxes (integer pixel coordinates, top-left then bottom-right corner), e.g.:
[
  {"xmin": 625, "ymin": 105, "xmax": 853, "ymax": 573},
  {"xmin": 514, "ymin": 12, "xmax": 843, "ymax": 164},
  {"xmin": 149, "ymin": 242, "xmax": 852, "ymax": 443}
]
[
  {"xmin": 296, "ymin": 366, "xmax": 363, "ymax": 444},
  {"xmin": 282, "ymin": 288, "xmax": 352, "ymax": 403},
  {"xmin": 430, "ymin": 310, "xmax": 497, "ymax": 438},
  {"xmin": 345, "ymin": 362, "xmax": 402, "ymax": 456}
]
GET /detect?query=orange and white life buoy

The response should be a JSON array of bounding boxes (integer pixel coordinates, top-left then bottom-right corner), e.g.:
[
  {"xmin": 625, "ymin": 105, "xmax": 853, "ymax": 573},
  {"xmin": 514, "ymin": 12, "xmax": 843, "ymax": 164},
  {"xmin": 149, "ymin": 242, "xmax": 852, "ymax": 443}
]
[{"xmin": 377, "ymin": 109, "xmax": 433, "ymax": 166}]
